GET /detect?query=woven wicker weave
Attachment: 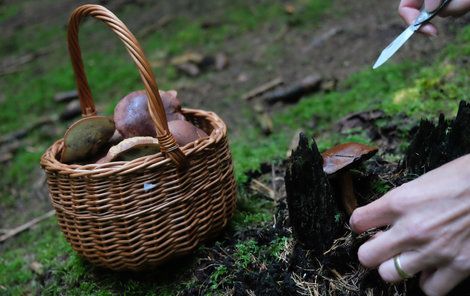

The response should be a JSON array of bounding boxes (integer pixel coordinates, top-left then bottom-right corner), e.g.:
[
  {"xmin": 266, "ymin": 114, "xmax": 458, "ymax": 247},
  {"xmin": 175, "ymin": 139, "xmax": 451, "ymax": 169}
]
[{"xmin": 40, "ymin": 4, "xmax": 237, "ymax": 271}]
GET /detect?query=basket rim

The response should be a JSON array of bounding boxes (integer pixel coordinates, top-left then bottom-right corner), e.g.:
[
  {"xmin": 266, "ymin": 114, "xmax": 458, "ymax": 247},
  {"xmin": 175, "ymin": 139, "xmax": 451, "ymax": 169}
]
[{"xmin": 40, "ymin": 107, "xmax": 228, "ymax": 177}]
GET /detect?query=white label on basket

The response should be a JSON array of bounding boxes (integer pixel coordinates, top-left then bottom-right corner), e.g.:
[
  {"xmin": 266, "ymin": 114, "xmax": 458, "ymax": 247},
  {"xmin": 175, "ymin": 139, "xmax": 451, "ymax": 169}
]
[{"xmin": 143, "ymin": 183, "xmax": 157, "ymax": 191}]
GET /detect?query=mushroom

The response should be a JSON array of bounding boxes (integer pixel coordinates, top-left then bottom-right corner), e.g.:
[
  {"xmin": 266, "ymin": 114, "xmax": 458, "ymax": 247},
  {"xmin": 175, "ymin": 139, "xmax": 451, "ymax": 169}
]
[
  {"xmin": 96, "ymin": 136, "xmax": 160, "ymax": 163},
  {"xmin": 321, "ymin": 142, "xmax": 378, "ymax": 215},
  {"xmin": 168, "ymin": 120, "xmax": 208, "ymax": 146},
  {"xmin": 114, "ymin": 90, "xmax": 185, "ymax": 138},
  {"xmin": 60, "ymin": 116, "xmax": 115, "ymax": 164}
]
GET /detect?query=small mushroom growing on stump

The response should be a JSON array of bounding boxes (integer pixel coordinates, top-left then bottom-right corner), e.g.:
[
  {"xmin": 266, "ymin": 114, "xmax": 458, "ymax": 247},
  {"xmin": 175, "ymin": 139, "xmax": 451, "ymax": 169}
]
[
  {"xmin": 114, "ymin": 90, "xmax": 185, "ymax": 138},
  {"xmin": 321, "ymin": 143, "xmax": 378, "ymax": 215}
]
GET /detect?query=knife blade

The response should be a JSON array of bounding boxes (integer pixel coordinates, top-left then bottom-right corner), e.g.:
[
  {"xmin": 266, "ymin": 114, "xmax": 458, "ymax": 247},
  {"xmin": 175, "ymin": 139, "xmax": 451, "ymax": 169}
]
[
  {"xmin": 372, "ymin": 25, "xmax": 417, "ymax": 69},
  {"xmin": 372, "ymin": 0, "xmax": 453, "ymax": 69}
]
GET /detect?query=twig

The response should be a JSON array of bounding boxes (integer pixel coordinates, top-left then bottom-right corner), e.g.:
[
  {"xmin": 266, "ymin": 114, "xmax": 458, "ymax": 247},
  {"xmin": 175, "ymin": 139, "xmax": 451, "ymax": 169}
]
[
  {"xmin": 250, "ymin": 179, "xmax": 276, "ymax": 200},
  {"xmin": 137, "ymin": 15, "xmax": 174, "ymax": 38},
  {"xmin": 263, "ymin": 74, "xmax": 322, "ymax": 105},
  {"xmin": 243, "ymin": 77, "xmax": 283, "ymax": 101},
  {"xmin": 0, "ymin": 141, "xmax": 21, "ymax": 163},
  {"xmin": 0, "ymin": 210, "xmax": 55, "ymax": 243},
  {"xmin": 271, "ymin": 162, "xmax": 277, "ymax": 199},
  {"xmin": 0, "ymin": 116, "xmax": 56, "ymax": 146},
  {"xmin": 0, "ymin": 49, "xmax": 50, "ymax": 76}
]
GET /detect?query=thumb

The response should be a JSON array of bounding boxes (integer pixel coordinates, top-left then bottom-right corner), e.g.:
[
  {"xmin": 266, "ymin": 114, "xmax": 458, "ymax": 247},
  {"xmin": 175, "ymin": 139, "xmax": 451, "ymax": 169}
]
[{"xmin": 425, "ymin": 0, "xmax": 442, "ymax": 12}]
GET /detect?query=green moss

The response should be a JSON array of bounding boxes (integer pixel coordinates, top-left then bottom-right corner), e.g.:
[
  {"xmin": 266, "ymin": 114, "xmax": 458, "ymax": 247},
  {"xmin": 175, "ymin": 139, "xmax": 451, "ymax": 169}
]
[
  {"xmin": 234, "ymin": 239, "xmax": 259, "ymax": 269},
  {"xmin": 269, "ymin": 237, "xmax": 290, "ymax": 259},
  {"xmin": 209, "ymin": 265, "xmax": 230, "ymax": 290}
]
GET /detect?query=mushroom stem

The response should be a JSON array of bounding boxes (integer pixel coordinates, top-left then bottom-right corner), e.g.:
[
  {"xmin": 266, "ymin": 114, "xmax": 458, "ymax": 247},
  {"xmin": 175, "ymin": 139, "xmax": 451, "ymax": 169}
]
[{"xmin": 338, "ymin": 171, "xmax": 357, "ymax": 215}]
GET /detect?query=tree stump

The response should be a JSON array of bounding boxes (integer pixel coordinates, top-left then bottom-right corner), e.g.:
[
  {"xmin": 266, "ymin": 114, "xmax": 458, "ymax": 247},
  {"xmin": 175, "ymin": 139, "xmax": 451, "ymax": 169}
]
[
  {"xmin": 285, "ymin": 133, "xmax": 343, "ymax": 253},
  {"xmin": 403, "ymin": 100, "xmax": 470, "ymax": 175}
]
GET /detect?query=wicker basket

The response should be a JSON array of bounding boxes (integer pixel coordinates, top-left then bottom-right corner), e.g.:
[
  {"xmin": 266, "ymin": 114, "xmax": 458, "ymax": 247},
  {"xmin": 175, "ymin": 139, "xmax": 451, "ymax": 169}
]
[{"xmin": 40, "ymin": 4, "xmax": 237, "ymax": 271}]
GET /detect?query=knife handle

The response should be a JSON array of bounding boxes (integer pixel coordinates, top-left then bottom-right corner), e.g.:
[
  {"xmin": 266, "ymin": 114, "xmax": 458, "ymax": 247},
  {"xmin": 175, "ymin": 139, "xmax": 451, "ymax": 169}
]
[{"xmin": 414, "ymin": 0, "xmax": 453, "ymax": 27}]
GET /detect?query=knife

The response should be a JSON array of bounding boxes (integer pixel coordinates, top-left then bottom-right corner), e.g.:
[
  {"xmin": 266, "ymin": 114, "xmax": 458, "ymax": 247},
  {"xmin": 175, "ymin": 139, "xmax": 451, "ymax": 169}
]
[{"xmin": 373, "ymin": 0, "xmax": 453, "ymax": 69}]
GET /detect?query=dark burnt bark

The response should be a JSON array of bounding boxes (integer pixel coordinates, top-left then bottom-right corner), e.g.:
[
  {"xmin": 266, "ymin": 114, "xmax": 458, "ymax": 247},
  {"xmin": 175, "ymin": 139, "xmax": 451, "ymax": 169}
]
[
  {"xmin": 403, "ymin": 100, "xmax": 470, "ymax": 175},
  {"xmin": 285, "ymin": 133, "xmax": 342, "ymax": 253}
]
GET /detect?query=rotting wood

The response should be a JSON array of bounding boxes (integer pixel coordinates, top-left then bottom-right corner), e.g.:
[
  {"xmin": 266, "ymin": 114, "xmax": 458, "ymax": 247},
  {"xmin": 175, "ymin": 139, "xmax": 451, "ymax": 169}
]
[
  {"xmin": 0, "ymin": 210, "xmax": 55, "ymax": 243},
  {"xmin": 243, "ymin": 77, "xmax": 283, "ymax": 101},
  {"xmin": 285, "ymin": 133, "xmax": 343, "ymax": 253},
  {"xmin": 263, "ymin": 74, "xmax": 322, "ymax": 105}
]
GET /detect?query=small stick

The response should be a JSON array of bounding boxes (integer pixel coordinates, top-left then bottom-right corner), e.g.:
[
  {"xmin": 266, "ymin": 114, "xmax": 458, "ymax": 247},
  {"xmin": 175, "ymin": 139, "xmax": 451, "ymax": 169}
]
[
  {"xmin": 243, "ymin": 77, "xmax": 283, "ymax": 101},
  {"xmin": 0, "ymin": 210, "xmax": 55, "ymax": 243},
  {"xmin": 0, "ymin": 116, "xmax": 56, "ymax": 146},
  {"xmin": 250, "ymin": 179, "xmax": 275, "ymax": 200}
]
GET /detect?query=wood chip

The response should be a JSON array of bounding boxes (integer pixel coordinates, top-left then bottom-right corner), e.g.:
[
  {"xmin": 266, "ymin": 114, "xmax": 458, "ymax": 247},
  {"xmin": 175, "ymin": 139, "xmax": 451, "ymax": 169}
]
[
  {"xmin": 214, "ymin": 53, "xmax": 229, "ymax": 71},
  {"xmin": 176, "ymin": 63, "xmax": 200, "ymax": 77},
  {"xmin": 170, "ymin": 52, "xmax": 204, "ymax": 66}
]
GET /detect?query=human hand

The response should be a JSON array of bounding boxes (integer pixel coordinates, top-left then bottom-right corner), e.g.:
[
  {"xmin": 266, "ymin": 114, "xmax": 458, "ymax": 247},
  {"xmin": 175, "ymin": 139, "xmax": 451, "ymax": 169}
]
[
  {"xmin": 350, "ymin": 155, "xmax": 470, "ymax": 296},
  {"xmin": 399, "ymin": 0, "xmax": 470, "ymax": 36}
]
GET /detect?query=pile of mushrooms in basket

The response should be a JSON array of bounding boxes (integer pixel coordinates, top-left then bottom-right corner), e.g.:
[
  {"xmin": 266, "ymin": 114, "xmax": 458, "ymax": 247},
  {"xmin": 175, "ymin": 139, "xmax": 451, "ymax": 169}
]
[{"xmin": 60, "ymin": 89, "xmax": 207, "ymax": 164}]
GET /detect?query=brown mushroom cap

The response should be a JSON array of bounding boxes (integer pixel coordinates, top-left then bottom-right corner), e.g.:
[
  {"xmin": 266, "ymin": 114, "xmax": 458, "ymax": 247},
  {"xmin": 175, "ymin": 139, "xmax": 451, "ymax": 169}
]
[
  {"xmin": 321, "ymin": 142, "xmax": 378, "ymax": 175},
  {"xmin": 97, "ymin": 136, "xmax": 160, "ymax": 163},
  {"xmin": 114, "ymin": 90, "xmax": 185, "ymax": 138},
  {"xmin": 61, "ymin": 116, "xmax": 115, "ymax": 164},
  {"xmin": 168, "ymin": 120, "xmax": 208, "ymax": 146}
]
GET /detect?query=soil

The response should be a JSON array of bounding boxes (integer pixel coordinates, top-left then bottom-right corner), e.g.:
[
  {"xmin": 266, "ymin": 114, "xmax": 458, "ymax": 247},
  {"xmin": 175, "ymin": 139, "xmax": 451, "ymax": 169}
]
[{"xmin": 1, "ymin": 0, "xmax": 469, "ymax": 294}]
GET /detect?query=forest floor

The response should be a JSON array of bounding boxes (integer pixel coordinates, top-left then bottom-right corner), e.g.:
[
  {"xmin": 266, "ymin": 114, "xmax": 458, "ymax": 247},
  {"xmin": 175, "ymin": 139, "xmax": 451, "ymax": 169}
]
[{"xmin": 0, "ymin": 0, "xmax": 469, "ymax": 295}]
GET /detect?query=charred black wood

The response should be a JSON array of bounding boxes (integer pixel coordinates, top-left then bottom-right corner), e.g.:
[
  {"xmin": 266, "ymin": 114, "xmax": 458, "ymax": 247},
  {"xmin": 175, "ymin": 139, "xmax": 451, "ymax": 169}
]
[
  {"xmin": 448, "ymin": 100, "xmax": 470, "ymax": 161},
  {"xmin": 285, "ymin": 133, "xmax": 342, "ymax": 253},
  {"xmin": 403, "ymin": 100, "xmax": 470, "ymax": 175}
]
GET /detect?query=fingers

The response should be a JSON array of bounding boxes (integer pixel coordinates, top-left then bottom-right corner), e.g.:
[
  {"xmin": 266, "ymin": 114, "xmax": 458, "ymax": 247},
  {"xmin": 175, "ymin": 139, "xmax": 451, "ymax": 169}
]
[
  {"xmin": 350, "ymin": 191, "xmax": 398, "ymax": 233},
  {"xmin": 420, "ymin": 265, "xmax": 468, "ymax": 296},
  {"xmin": 399, "ymin": 0, "xmax": 439, "ymax": 36},
  {"xmin": 424, "ymin": 0, "xmax": 442, "ymax": 12},
  {"xmin": 357, "ymin": 227, "xmax": 406, "ymax": 268},
  {"xmin": 439, "ymin": 1, "xmax": 470, "ymax": 17},
  {"xmin": 378, "ymin": 250, "xmax": 431, "ymax": 282}
]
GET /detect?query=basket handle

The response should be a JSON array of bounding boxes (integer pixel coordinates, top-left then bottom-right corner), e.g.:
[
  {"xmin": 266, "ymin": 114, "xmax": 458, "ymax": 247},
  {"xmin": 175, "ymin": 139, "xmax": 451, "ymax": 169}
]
[{"xmin": 67, "ymin": 4, "xmax": 187, "ymax": 167}]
